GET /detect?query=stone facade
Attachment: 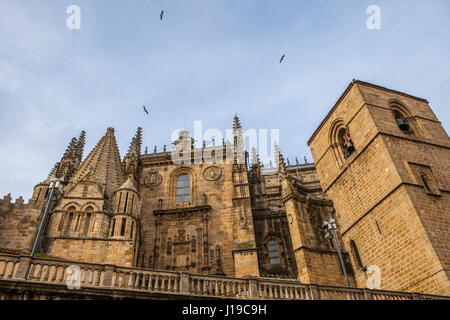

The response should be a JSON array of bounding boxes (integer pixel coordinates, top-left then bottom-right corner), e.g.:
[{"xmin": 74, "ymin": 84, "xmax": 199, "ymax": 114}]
[
  {"xmin": 308, "ymin": 80, "xmax": 450, "ymax": 296},
  {"xmin": 0, "ymin": 80, "xmax": 448, "ymax": 297}
]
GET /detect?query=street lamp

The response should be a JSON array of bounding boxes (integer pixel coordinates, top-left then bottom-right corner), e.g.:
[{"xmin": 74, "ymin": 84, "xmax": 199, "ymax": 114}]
[
  {"xmin": 31, "ymin": 176, "xmax": 68, "ymax": 257},
  {"xmin": 322, "ymin": 218, "xmax": 351, "ymax": 288}
]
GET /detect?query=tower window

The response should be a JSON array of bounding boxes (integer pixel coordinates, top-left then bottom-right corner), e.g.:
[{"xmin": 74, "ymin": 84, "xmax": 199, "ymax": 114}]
[
  {"xmin": 350, "ymin": 240, "xmax": 363, "ymax": 269},
  {"xmin": 83, "ymin": 207, "xmax": 93, "ymax": 237},
  {"xmin": 130, "ymin": 194, "xmax": 135, "ymax": 214},
  {"xmin": 58, "ymin": 214, "xmax": 65, "ymax": 231},
  {"xmin": 63, "ymin": 207, "xmax": 76, "ymax": 236},
  {"xmin": 393, "ymin": 111, "xmax": 411, "ymax": 133},
  {"xmin": 120, "ymin": 218, "xmax": 126, "ymax": 236},
  {"xmin": 130, "ymin": 221, "xmax": 134, "ymax": 239},
  {"xmin": 268, "ymin": 240, "xmax": 281, "ymax": 265},
  {"xmin": 36, "ymin": 188, "xmax": 42, "ymax": 201},
  {"xmin": 338, "ymin": 128, "xmax": 355, "ymax": 158},
  {"xmin": 420, "ymin": 174, "xmax": 431, "ymax": 193},
  {"xmin": 111, "ymin": 218, "xmax": 116, "ymax": 236},
  {"xmin": 124, "ymin": 192, "xmax": 129, "ymax": 213},
  {"xmin": 176, "ymin": 175, "xmax": 191, "ymax": 203}
]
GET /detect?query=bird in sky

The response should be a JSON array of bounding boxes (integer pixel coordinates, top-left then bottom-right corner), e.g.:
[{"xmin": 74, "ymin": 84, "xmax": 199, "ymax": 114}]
[
  {"xmin": 280, "ymin": 55, "xmax": 286, "ymax": 63},
  {"xmin": 143, "ymin": 106, "xmax": 149, "ymax": 115},
  {"xmin": 160, "ymin": 10, "xmax": 164, "ymax": 20}
]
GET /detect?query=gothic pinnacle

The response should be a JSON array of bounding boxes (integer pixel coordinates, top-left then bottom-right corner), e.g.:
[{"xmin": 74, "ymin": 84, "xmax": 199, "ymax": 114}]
[
  {"xmin": 75, "ymin": 130, "xmax": 86, "ymax": 163},
  {"xmin": 233, "ymin": 114, "xmax": 242, "ymax": 130},
  {"xmin": 278, "ymin": 148, "xmax": 287, "ymax": 174},
  {"xmin": 251, "ymin": 148, "xmax": 260, "ymax": 167},
  {"xmin": 126, "ymin": 127, "xmax": 143, "ymax": 158},
  {"xmin": 273, "ymin": 144, "xmax": 280, "ymax": 168}
]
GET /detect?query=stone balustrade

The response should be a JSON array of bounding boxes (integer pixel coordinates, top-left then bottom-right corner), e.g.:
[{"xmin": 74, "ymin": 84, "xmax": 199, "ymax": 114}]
[{"xmin": 0, "ymin": 253, "xmax": 448, "ymax": 300}]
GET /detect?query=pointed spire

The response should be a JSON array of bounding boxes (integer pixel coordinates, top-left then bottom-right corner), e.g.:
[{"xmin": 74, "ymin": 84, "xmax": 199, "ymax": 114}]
[
  {"xmin": 278, "ymin": 148, "xmax": 287, "ymax": 175},
  {"xmin": 47, "ymin": 162, "xmax": 58, "ymax": 179},
  {"xmin": 273, "ymin": 144, "xmax": 280, "ymax": 168},
  {"xmin": 251, "ymin": 148, "xmax": 261, "ymax": 167},
  {"xmin": 75, "ymin": 131, "xmax": 86, "ymax": 161},
  {"xmin": 71, "ymin": 127, "xmax": 124, "ymax": 197},
  {"xmin": 63, "ymin": 137, "xmax": 78, "ymax": 159},
  {"xmin": 126, "ymin": 127, "xmax": 142, "ymax": 158},
  {"xmin": 233, "ymin": 114, "xmax": 245, "ymax": 164},
  {"xmin": 47, "ymin": 134, "xmax": 81, "ymax": 180},
  {"xmin": 233, "ymin": 114, "xmax": 242, "ymax": 130},
  {"xmin": 118, "ymin": 175, "xmax": 138, "ymax": 193},
  {"xmin": 251, "ymin": 148, "xmax": 258, "ymax": 166}
]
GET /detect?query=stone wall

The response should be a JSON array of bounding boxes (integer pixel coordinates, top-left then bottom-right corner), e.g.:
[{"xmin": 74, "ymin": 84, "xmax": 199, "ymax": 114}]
[{"xmin": 308, "ymin": 81, "xmax": 450, "ymax": 295}]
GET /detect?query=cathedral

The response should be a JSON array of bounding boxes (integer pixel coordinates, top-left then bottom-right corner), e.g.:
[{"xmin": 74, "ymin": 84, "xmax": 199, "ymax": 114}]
[{"xmin": 0, "ymin": 80, "xmax": 449, "ymax": 298}]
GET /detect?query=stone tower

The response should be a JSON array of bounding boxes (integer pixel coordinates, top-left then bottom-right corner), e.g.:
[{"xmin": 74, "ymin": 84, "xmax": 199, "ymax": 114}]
[
  {"xmin": 308, "ymin": 80, "xmax": 450, "ymax": 295},
  {"xmin": 42, "ymin": 128, "xmax": 137, "ymax": 266}
]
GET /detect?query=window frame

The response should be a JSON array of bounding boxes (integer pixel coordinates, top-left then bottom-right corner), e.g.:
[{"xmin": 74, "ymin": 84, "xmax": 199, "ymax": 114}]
[
  {"xmin": 267, "ymin": 240, "xmax": 281, "ymax": 266},
  {"xmin": 176, "ymin": 175, "xmax": 191, "ymax": 204}
]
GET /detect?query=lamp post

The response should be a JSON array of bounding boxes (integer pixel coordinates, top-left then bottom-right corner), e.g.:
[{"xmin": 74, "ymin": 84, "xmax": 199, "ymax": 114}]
[
  {"xmin": 322, "ymin": 218, "xmax": 351, "ymax": 288},
  {"xmin": 31, "ymin": 177, "xmax": 67, "ymax": 257}
]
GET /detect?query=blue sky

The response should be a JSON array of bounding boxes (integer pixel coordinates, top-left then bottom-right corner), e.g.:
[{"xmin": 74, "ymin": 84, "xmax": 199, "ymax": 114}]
[{"xmin": 1, "ymin": 0, "xmax": 449, "ymax": 200}]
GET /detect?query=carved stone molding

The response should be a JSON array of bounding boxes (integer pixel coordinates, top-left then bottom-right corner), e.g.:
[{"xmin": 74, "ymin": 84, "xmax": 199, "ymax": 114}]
[
  {"xmin": 143, "ymin": 171, "xmax": 163, "ymax": 189},
  {"xmin": 203, "ymin": 166, "xmax": 222, "ymax": 181}
]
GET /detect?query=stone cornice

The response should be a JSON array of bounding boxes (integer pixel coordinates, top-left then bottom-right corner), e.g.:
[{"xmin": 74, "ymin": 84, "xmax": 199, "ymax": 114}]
[{"xmin": 153, "ymin": 205, "xmax": 211, "ymax": 216}]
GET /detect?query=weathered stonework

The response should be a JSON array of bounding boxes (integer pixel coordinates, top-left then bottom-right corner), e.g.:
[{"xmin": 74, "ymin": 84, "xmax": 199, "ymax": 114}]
[
  {"xmin": 308, "ymin": 80, "xmax": 450, "ymax": 296},
  {"xmin": 0, "ymin": 80, "xmax": 448, "ymax": 298}
]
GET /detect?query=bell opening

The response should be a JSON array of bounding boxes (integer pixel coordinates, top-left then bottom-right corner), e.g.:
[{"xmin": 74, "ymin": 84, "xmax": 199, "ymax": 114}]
[
  {"xmin": 396, "ymin": 118, "xmax": 410, "ymax": 132},
  {"xmin": 346, "ymin": 142, "xmax": 355, "ymax": 156}
]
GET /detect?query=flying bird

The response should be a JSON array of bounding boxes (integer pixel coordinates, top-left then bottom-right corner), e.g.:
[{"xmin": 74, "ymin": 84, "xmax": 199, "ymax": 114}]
[
  {"xmin": 160, "ymin": 10, "xmax": 164, "ymax": 20},
  {"xmin": 279, "ymin": 55, "xmax": 285, "ymax": 63},
  {"xmin": 143, "ymin": 106, "xmax": 149, "ymax": 115}
]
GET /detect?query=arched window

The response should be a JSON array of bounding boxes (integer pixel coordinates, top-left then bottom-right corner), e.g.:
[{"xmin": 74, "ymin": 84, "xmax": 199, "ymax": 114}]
[
  {"xmin": 268, "ymin": 240, "xmax": 281, "ymax": 265},
  {"xmin": 83, "ymin": 206, "xmax": 93, "ymax": 237},
  {"xmin": 329, "ymin": 120, "xmax": 356, "ymax": 168},
  {"xmin": 176, "ymin": 175, "xmax": 191, "ymax": 203},
  {"xmin": 63, "ymin": 206, "xmax": 76, "ymax": 236},
  {"xmin": 350, "ymin": 240, "xmax": 363, "ymax": 269}
]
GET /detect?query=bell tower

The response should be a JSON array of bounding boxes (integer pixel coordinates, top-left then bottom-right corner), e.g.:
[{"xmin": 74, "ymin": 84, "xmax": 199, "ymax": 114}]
[{"xmin": 308, "ymin": 80, "xmax": 450, "ymax": 296}]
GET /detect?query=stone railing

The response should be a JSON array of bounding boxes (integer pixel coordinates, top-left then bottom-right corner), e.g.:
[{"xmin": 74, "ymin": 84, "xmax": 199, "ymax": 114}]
[{"xmin": 0, "ymin": 253, "xmax": 448, "ymax": 300}]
